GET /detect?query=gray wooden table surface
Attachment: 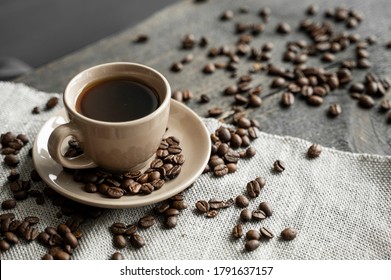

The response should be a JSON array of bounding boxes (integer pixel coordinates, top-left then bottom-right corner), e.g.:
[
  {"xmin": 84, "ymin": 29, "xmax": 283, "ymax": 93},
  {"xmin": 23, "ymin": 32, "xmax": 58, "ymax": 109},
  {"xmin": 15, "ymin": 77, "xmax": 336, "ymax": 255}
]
[{"xmin": 15, "ymin": 0, "xmax": 391, "ymax": 155}]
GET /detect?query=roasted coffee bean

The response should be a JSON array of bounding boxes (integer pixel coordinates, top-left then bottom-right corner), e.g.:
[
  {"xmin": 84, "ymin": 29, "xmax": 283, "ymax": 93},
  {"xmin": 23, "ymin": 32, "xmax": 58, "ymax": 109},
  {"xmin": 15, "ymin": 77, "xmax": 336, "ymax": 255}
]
[
  {"xmin": 42, "ymin": 253, "xmax": 54, "ymax": 260},
  {"xmin": 0, "ymin": 239, "xmax": 11, "ymax": 251},
  {"xmin": 281, "ymin": 227, "xmax": 298, "ymax": 240},
  {"xmin": 216, "ymin": 127, "xmax": 231, "ymax": 142},
  {"xmin": 140, "ymin": 183, "xmax": 154, "ymax": 194},
  {"xmin": 1, "ymin": 198, "xmax": 16, "ymax": 210},
  {"xmin": 124, "ymin": 225, "xmax": 138, "ymax": 236},
  {"xmin": 206, "ymin": 210, "xmax": 218, "ymax": 218},
  {"xmin": 29, "ymin": 169, "xmax": 42, "ymax": 182},
  {"xmin": 224, "ymin": 85, "xmax": 238, "ymax": 95},
  {"xmin": 37, "ymin": 231, "xmax": 51, "ymax": 245},
  {"xmin": 23, "ymin": 227, "xmax": 39, "ymax": 241},
  {"xmin": 224, "ymin": 150, "xmax": 240, "ymax": 163},
  {"xmin": 281, "ymin": 92, "xmax": 295, "ymax": 107},
  {"xmin": 8, "ymin": 220, "xmax": 21, "ymax": 232},
  {"xmin": 350, "ymin": 83, "xmax": 365, "ymax": 93},
  {"xmin": 358, "ymin": 95, "xmax": 375, "ymax": 108},
  {"xmin": 252, "ymin": 209, "xmax": 267, "ymax": 221},
  {"xmin": 328, "ymin": 103, "xmax": 342, "ymax": 117},
  {"xmin": 255, "ymin": 177, "xmax": 266, "ymax": 188},
  {"xmin": 235, "ymin": 195, "xmax": 249, "ymax": 208},
  {"xmin": 4, "ymin": 231, "xmax": 19, "ymax": 244},
  {"xmin": 164, "ymin": 208, "xmax": 180, "ymax": 217},
  {"xmin": 110, "ymin": 223, "xmax": 127, "ymax": 235},
  {"xmin": 168, "ymin": 145, "xmax": 182, "ymax": 154},
  {"xmin": 245, "ymin": 147, "xmax": 256, "ymax": 158},
  {"xmin": 84, "ymin": 183, "xmax": 98, "ymax": 193},
  {"xmin": 45, "ymin": 97, "xmax": 59, "ymax": 110},
  {"xmin": 230, "ymin": 134, "xmax": 242, "ymax": 148},
  {"xmin": 380, "ymin": 99, "xmax": 391, "ymax": 111},
  {"xmin": 25, "ymin": 216, "xmax": 39, "ymax": 225},
  {"xmin": 128, "ymin": 181, "xmax": 142, "ymax": 194},
  {"xmin": 245, "ymin": 239, "xmax": 260, "ymax": 251},
  {"xmin": 129, "ymin": 233, "xmax": 145, "ymax": 249},
  {"xmin": 234, "ymin": 94, "xmax": 249, "ymax": 105},
  {"xmin": 195, "ymin": 200, "xmax": 209, "ymax": 213},
  {"xmin": 387, "ymin": 111, "xmax": 391, "ymax": 122},
  {"xmin": 208, "ymin": 107, "xmax": 224, "ymax": 117},
  {"xmin": 240, "ymin": 208, "xmax": 252, "ymax": 222},
  {"xmin": 271, "ymin": 77, "xmax": 286, "ymax": 88},
  {"xmin": 246, "ymin": 229, "xmax": 261, "ymax": 240},
  {"xmin": 171, "ymin": 199, "xmax": 188, "ymax": 210},
  {"xmin": 7, "ymin": 169, "xmax": 20, "ymax": 182},
  {"xmin": 260, "ymin": 227, "xmax": 275, "ymax": 239},
  {"xmin": 306, "ymin": 4, "xmax": 319, "ymax": 15},
  {"xmin": 273, "ymin": 160, "xmax": 285, "ymax": 172},
  {"xmin": 307, "ymin": 144, "xmax": 322, "ymax": 158},
  {"xmin": 226, "ymin": 163, "xmax": 237, "ymax": 173},
  {"xmin": 214, "ymin": 164, "xmax": 228, "ymax": 177},
  {"xmin": 53, "ymin": 249, "xmax": 71, "ymax": 260},
  {"xmin": 170, "ymin": 62, "xmax": 183, "ymax": 72},
  {"xmin": 307, "ymin": 95, "xmax": 324, "ymax": 106},
  {"xmin": 232, "ymin": 224, "xmax": 243, "ymax": 238},
  {"xmin": 4, "ymin": 154, "xmax": 19, "ymax": 167},
  {"xmin": 113, "ymin": 234, "xmax": 127, "ymax": 249},
  {"xmin": 246, "ymin": 180, "xmax": 261, "ymax": 198},
  {"xmin": 13, "ymin": 190, "xmax": 28, "ymax": 200},
  {"xmin": 208, "ymin": 199, "xmax": 225, "ymax": 210},
  {"xmin": 276, "ymin": 22, "xmax": 291, "ymax": 34},
  {"xmin": 138, "ymin": 215, "xmax": 156, "ymax": 228},
  {"xmin": 258, "ymin": 202, "xmax": 273, "ymax": 217},
  {"xmin": 64, "ymin": 232, "xmax": 78, "ymax": 248},
  {"xmin": 166, "ymin": 165, "xmax": 181, "ymax": 179},
  {"xmin": 203, "ymin": 63, "xmax": 216, "ymax": 74},
  {"xmin": 148, "ymin": 171, "xmax": 161, "ymax": 181},
  {"xmin": 98, "ymin": 183, "xmax": 110, "ymax": 194},
  {"xmin": 154, "ymin": 202, "xmax": 170, "ymax": 215},
  {"xmin": 221, "ymin": 10, "xmax": 234, "ymax": 20},
  {"xmin": 111, "ymin": 252, "xmax": 125, "ymax": 260},
  {"xmin": 151, "ymin": 179, "xmax": 165, "ymax": 190},
  {"xmin": 134, "ymin": 34, "xmax": 149, "ymax": 43},
  {"xmin": 163, "ymin": 215, "xmax": 178, "ymax": 229},
  {"xmin": 106, "ymin": 187, "xmax": 124, "ymax": 198},
  {"xmin": 248, "ymin": 127, "xmax": 259, "ymax": 139}
]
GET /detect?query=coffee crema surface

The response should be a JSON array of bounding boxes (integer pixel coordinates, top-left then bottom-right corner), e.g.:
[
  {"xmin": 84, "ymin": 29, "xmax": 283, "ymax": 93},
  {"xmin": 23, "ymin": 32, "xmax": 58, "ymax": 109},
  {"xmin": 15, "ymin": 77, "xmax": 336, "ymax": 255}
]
[{"xmin": 76, "ymin": 78, "xmax": 160, "ymax": 122}]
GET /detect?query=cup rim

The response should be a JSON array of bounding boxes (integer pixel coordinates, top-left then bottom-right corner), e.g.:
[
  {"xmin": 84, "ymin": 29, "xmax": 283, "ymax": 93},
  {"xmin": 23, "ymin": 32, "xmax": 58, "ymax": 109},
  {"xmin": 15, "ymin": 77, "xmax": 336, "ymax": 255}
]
[{"xmin": 63, "ymin": 62, "xmax": 171, "ymax": 126}]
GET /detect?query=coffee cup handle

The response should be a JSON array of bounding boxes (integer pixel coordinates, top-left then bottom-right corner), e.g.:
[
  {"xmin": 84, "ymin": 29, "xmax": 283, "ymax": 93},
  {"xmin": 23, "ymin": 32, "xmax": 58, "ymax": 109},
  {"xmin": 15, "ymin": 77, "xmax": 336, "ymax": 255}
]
[{"xmin": 48, "ymin": 123, "xmax": 98, "ymax": 169}]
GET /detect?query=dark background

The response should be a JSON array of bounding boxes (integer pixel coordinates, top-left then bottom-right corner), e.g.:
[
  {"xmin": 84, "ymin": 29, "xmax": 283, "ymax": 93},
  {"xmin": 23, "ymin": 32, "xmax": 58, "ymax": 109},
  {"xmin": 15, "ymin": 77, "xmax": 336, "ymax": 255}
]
[{"xmin": 0, "ymin": 0, "xmax": 178, "ymax": 79}]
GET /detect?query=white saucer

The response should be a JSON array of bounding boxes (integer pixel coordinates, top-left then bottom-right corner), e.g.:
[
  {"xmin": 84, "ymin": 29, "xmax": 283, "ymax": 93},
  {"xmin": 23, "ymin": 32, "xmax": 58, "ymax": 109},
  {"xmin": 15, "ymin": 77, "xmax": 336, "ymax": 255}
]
[{"xmin": 33, "ymin": 100, "xmax": 211, "ymax": 208}]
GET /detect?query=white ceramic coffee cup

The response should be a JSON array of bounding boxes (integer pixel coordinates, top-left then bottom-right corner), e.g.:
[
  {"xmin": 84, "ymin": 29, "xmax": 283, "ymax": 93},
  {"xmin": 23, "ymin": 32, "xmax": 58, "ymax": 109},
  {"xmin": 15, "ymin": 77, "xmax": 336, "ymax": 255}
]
[{"xmin": 48, "ymin": 62, "xmax": 171, "ymax": 173}]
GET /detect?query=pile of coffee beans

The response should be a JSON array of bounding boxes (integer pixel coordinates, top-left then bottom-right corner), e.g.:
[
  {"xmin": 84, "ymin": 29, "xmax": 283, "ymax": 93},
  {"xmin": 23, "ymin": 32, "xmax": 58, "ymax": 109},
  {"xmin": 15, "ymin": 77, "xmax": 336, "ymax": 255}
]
[
  {"xmin": 1, "ymin": 132, "xmax": 29, "ymax": 168},
  {"xmin": 0, "ymin": 213, "xmax": 40, "ymax": 252},
  {"xmin": 65, "ymin": 136, "xmax": 185, "ymax": 198}
]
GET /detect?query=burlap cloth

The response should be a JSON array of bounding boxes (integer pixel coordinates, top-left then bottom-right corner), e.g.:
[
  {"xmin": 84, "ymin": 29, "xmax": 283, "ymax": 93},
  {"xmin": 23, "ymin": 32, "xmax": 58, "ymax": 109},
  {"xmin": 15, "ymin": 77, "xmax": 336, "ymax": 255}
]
[{"xmin": 0, "ymin": 82, "xmax": 390, "ymax": 260}]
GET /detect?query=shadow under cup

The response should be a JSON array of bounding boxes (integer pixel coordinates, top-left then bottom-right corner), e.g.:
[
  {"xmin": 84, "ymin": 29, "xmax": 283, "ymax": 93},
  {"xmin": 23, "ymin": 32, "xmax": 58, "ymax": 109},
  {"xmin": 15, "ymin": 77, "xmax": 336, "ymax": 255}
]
[{"xmin": 61, "ymin": 62, "xmax": 171, "ymax": 173}]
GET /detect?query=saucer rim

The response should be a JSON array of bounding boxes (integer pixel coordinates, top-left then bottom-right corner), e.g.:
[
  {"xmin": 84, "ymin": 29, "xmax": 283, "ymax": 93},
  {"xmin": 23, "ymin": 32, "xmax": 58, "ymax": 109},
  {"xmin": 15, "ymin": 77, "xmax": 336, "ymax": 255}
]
[{"xmin": 32, "ymin": 99, "xmax": 211, "ymax": 208}]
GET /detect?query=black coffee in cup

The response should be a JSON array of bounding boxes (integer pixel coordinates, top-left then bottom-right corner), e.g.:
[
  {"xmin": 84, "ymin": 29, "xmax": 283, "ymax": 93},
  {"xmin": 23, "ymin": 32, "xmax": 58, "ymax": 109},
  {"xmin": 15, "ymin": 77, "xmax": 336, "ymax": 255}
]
[{"xmin": 76, "ymin": 77, "xmax": 160, "ymax": 122}]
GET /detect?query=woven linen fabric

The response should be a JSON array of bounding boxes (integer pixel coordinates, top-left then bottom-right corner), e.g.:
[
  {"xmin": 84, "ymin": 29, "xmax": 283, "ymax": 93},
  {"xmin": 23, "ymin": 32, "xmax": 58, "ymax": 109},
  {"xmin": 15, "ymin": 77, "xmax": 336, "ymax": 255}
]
[{"xmin": 0, "ymin": 82, "xmax": 390, "ymax": 260}]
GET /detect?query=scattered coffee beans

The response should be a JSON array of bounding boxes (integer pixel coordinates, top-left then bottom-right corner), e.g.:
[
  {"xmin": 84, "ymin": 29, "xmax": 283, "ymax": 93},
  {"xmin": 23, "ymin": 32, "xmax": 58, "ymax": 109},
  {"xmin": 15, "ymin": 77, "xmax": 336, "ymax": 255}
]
[{"xmin": 273, "ymin": 160, "xmax": 285, "ymax": 172}]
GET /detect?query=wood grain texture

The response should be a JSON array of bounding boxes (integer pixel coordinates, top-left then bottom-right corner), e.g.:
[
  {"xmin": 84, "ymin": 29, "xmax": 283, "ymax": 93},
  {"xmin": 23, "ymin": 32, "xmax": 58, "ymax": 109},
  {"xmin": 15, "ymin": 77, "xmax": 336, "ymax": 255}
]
[{"xmin": 15, "ymin": 0, "xmax": 391, "ymax": 155}]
